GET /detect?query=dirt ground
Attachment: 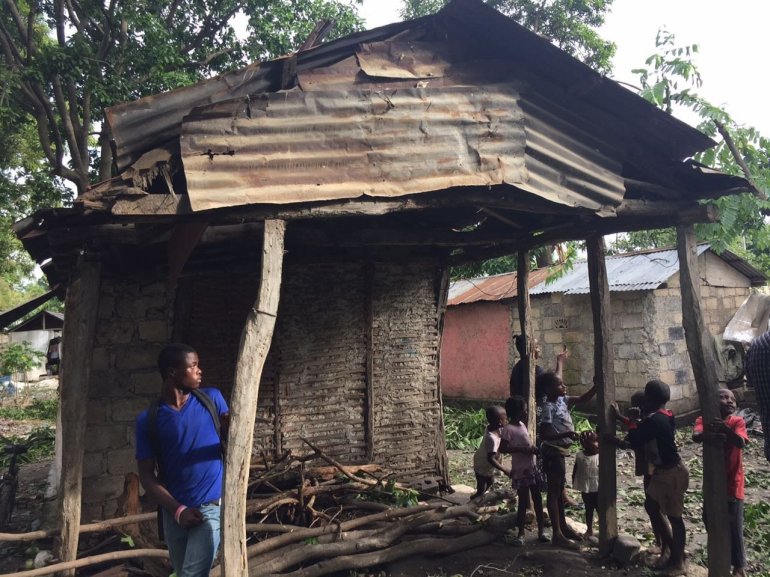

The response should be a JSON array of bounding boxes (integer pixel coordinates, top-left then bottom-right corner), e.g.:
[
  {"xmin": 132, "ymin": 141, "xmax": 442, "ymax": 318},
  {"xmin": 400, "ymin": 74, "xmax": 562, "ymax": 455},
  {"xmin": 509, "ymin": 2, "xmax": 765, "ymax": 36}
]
[{"xmin": 2, "ymin": 410, "xmax": 769, "ymax": 576}]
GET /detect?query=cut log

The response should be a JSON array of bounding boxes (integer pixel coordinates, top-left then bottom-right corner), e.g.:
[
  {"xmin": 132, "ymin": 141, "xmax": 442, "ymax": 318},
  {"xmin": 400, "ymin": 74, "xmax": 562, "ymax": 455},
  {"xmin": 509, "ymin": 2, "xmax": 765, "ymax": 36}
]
[
  {"xmin": 55, "ymin": 256, "xmax": 101, "ymax": 575},
  {"xmin": 676, "ymin": 225, "xmax": 730, "ymax": 577},
  {"xmin": 586, "ymin": 236, "xmax": 617, "ymax": 555},
  {"xmin": 221, "ymin": 219, "xmax": 286, "ymax": 577},
  {"xmin": 2, "ymin": 549, "xmax": 168, "ymax": 577}
]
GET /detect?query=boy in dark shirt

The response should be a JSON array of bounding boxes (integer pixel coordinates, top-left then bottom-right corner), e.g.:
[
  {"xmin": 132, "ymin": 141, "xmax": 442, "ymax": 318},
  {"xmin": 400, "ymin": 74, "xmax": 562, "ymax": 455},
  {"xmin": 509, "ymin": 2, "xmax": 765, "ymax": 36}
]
[
  {"xmin": 625, "ymin": 380, "xmax": 689, "ymax": 576},
  {"xmin": 693, "ymin": 388, "xmax": 748, "ymax": 577}
]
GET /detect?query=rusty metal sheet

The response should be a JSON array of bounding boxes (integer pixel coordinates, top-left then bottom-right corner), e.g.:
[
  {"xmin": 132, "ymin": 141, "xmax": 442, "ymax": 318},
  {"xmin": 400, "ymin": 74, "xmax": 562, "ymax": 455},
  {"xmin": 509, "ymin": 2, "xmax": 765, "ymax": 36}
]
[
  {"xmin": 181, "ymin": 85, "xmax": 529, "ymax": 210},
  {"xmin": 356, "ymin": 41, "xmax": 452, "ymax": 79},
  {"xmin": 447, "ymin": 268, "xmax": 550, "ymax": 306},
  {"xmin": 180, "ymin": 84, "xmax": 626, "ymax": 212}
]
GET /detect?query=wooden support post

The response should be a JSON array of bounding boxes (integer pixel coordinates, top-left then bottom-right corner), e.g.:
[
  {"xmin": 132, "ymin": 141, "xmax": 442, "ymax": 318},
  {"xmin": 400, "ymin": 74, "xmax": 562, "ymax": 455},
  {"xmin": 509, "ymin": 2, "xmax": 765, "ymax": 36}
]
[
  {"xmin": 364, "ymin": 263, "xmax": 375, "ymax": 461},
  {"xmin": 56, "ymin": 255, "xmax": 101, "ymax": 575},
  {"xmin": 517, "ymin": 251, "xmax": 536, "ymax": 437},
  {"xmin": 434, "ymin": 267, "xmax": 451, "ymax": 484},
  {"xmin": 586, "ymin": 236, "xmax": 617, "ymax": 556},
  {"xmin": 221, "ymin": 220, "xmax": 286, "ymax": 577},
  {"xmin": 676, "ymin": 225, "xmax": 730, "ymax": 577}
]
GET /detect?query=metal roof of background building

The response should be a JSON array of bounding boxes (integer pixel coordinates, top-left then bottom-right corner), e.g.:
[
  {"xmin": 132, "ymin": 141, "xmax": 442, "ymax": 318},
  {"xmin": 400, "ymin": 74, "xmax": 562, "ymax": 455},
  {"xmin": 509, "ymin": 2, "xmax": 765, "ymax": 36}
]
[{"xmin": 448, "ymin": 245, "xmax": 767, "ymax": 304}]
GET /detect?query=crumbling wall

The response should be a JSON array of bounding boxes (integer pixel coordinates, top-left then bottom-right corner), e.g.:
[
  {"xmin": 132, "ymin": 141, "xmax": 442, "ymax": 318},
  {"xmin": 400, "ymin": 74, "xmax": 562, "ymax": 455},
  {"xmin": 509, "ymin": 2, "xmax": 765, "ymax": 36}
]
[{"xmin": 82, "ymin": 276, "xmax": 172, "ymax": 521}]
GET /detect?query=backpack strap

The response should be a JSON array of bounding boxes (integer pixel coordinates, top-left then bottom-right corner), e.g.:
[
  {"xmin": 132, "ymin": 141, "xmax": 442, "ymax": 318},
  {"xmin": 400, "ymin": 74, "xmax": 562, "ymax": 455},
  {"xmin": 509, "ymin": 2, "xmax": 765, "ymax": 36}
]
[{"xmin": 191, "ymin": 389, "xmax": 226, "ymax": 455}]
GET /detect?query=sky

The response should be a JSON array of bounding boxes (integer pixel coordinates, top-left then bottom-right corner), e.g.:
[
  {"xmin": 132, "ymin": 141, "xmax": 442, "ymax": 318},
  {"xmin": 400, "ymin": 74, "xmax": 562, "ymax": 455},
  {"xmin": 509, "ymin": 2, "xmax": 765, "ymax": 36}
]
[{"xmin": 356, "ymin": 0, "xmax": 770, "ymax": 135}]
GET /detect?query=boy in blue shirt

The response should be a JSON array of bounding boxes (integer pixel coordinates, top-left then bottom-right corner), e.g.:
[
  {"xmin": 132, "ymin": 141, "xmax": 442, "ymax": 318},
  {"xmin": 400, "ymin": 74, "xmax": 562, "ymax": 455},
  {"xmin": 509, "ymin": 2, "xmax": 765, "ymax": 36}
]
[{"xmin": 136, "ymin": 343, "xmax": 229, "ymax": 577}]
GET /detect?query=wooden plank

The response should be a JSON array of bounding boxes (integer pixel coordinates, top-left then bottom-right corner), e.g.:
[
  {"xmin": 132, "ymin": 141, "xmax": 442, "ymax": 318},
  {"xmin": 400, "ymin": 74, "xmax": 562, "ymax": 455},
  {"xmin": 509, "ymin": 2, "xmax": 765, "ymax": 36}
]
[
  {"xmin": 676, "ymin": 225, "xmax": 730, "ymax": 577},
  {"xmin": 221, "ymin": 219, "xmax": 286, "ymax": 577},
  {"xmin": 364, "ymin": 263, "xmax": 375, "ymax": 461},
  {"xmin": 516, "ymin": 251, "xmax": 536, "ymax": 438},
  {"xmin": 586, "ymin": 236, "xmax": 617, "ymax": 555},
  {"xmin": 56, "ymin": 256, "xmax": 101, "ymax": 575}
]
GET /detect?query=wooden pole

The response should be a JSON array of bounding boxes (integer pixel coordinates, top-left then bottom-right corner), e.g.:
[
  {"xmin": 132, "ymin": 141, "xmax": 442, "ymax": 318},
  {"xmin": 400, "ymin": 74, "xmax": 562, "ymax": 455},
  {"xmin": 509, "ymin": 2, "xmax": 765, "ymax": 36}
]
[
  {"xmin": 364, "ymin": 263, "xmax": 375, "ymax": 461},
  {"xmin": 221, "ymin": 219, "xmax": 286, "ymax": 577},
  {"xmin": 676, "ymin": 225, "xmax": 730, "ymax": 577},
  {"xmin": 55, "ymin": 255, "xmax": 101, "ymax": 576},
  {"xmin": 586, "ymin": 236, "xmax": 617, "ymax": 556},
  {"xmin": 516, "ymin": 251, "xmax": 536, "ymax": 437}
]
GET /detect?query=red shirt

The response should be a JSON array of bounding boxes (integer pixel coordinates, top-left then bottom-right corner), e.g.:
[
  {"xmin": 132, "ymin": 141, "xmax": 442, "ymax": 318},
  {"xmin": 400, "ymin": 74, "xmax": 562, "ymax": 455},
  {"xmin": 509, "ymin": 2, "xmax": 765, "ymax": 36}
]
[{"xmin": 694, "ymin": 414, "xmax": 749, "ymax": 499}]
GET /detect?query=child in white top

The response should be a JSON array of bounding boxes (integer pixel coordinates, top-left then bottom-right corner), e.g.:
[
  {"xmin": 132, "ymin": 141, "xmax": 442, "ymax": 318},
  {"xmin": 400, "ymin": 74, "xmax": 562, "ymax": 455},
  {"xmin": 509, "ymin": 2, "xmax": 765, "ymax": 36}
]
[
  {"xmin": 502, "ymin": 397, "xmax": 548, "ymax": 545},
  {"xmin": 471, "ymin": 406, "xmax": 510, "ymax": 499},
  {"xmin": 572, "ymin": 430, "xmax": 599, "ymax": 538}
]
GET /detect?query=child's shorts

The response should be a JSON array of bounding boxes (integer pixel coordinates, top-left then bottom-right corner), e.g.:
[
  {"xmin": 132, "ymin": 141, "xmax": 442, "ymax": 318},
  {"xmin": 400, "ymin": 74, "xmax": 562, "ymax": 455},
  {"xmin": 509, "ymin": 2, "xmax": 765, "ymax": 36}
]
[{"xmin": 647, "ymin": 461, "xmax": 689, "ymax": 517}]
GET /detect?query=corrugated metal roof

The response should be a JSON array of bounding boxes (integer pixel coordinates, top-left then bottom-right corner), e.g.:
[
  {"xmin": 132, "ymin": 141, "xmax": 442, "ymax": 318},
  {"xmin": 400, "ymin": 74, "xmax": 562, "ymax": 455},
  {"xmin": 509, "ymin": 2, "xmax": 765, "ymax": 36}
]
[
  {"xmin": 447, "ymin": 267, "xmax": 550, "ymax": 305},
  {"xmin": 180, "ymin": 84, "xmax": 624, "ymax": 211},
  {"xmin": 448, "ymin": 245, "xmax": 768, "ymax": 305},
  {"xmin": 530, "ymin": 246, "xmax": 709, "ymax": 295}
]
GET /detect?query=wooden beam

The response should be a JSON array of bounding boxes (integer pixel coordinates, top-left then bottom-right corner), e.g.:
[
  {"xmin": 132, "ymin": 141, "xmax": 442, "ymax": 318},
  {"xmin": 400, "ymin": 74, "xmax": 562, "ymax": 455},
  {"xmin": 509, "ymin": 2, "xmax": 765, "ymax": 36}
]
[
  {"xmin": 434, "ymin": 267, "xmax": 451, "ymax": 485},
  {"xmin": 586, "ymin": 236, "xmax": 617, "ymax": 556},
  {"xmin": 55, "ymin": 255, "xmax": 101, "ymax": 575},
  {"xmin": 221, "ymin": 219, "xmax": 286, "ymax": 577},
  {"xmin": 676, "ymin": 225, "xmax": 730, "ymax": 577},
  {"xmin": 516, "ymin": 251, "xmax": 536, "ymax": 438}
]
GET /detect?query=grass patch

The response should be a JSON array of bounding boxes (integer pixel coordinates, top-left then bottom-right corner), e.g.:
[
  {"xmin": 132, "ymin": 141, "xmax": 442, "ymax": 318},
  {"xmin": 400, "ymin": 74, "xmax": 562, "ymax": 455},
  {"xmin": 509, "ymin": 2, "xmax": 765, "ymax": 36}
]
[{"xmin": 0, "ymin": 398, "xmax": 58, "ymax": 421}]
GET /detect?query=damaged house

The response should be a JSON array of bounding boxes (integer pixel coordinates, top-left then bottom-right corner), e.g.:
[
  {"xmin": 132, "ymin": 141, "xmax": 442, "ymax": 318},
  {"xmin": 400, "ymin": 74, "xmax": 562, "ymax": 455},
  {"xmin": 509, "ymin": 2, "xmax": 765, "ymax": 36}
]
[{"xmin": 14, "ymin": 0, "xmax": 751, "ymax": 565}]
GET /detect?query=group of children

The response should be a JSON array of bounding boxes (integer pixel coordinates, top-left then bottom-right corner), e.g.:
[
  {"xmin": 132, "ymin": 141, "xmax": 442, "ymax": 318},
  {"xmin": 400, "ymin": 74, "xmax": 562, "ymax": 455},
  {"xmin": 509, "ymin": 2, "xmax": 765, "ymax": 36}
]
[{"xmin": 473, "ymin": 372, "xmax": 749, "ymax": 577}]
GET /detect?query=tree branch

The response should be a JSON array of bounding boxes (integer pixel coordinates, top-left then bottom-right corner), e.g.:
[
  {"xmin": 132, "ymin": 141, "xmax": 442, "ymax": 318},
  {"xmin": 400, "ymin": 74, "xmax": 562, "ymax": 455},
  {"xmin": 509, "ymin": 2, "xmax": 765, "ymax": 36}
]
[{"xmin": 713, "ymin": 119, "xmax": 767, "ymax": 200}]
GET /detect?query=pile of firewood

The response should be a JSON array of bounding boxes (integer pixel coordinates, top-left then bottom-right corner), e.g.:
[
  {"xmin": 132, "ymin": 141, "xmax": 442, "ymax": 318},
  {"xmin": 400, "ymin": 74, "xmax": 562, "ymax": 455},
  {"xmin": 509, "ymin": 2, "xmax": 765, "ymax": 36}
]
[{"xmin": 0, "ymin": 440, "xmax": 517, "ymax": 577}]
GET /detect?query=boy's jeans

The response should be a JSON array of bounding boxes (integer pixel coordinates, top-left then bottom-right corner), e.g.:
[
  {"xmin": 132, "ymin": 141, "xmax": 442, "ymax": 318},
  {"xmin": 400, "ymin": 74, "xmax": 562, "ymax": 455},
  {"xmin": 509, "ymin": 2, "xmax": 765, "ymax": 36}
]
[{"xmin": 162, "ymin": 503, "xmax": 221, "ymax": 577}]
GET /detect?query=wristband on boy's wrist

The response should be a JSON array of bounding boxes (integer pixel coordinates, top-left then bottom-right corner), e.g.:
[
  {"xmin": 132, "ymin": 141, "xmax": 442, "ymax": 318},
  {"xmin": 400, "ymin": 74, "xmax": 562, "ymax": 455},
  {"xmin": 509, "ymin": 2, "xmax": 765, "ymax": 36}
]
[{"xmin": 174, "ymin": 504, "xmax": 188, "ymax": 524}]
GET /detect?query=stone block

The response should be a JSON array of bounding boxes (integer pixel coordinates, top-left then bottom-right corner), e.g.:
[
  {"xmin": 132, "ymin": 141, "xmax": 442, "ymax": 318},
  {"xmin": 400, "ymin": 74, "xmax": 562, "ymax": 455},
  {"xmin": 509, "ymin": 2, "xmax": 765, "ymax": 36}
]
[
  {"xmin": 83, "ymin": 452, "xmax": 105, "ymax": 478},
  {"xmin": 619, "ymin": 314, "xmax": 643, "ymax": 329},
  {"xmin": 138, "ymin": 320, "xmax": 168, "ymax": 343},
  {"xmin": 86, "ymin": 425, "xmax": 131, "ymax": 452},
  {"xmin": 668, "ymin": 326, "xmax": 685, "ymax": 341},
  {"xmin": 670, "ymin": 384, "xmax": 684, "ymax": 400},
  {"xmin": 131, "ymin": 370, "xmax": 161, "ymax": 396},
  {"xmin": 81, "ymin": 474, "xmax": 125, "ymax": 505},
  {"xmin": 81, "ymin": 503, "xmax": 105, "ymax": 524},
  {"xmin": 614, "ymin": 360, "xmax": 627, "ymax": 373},
  {"xmin": 658, "ymin": 342, "xmax": 676, "ymax": 357},
  {"xmin": 612, "ymin": 534, "xmax": 641, "ymax": 564},
  {"xmin": 116, "ymin": 296, "xmax": 150, "ymax": 319},
  {"xmin": 87, "ymin": 399, "xmax": 109, "ymax": 425},
  {"xmin": 98, "ymin": 296, "xmax": 115, "ymax": 320},
  {"xmin": 96, "ymin": 320, "xmax": 135, "ymax": 345},
  {"xmin": 141, "ymin": 282, "xmax": 167, "ymax": 296},
  {"xmin": 107, "ymin": 447, "xmax": 138, "ymax": 476},
  {"xmin": 675, "ymin": 369, "xmax": 689, "ymax": 386},
  {"xmin": 116, "ymin": 347, "xmax": 157, "ymax": 371},
  {"xmin": 112, "ymin": 398, "xmax": 147, "ymax": 424},
  {"xmin": 617, "ymin": 344, "xmax": 640, "ymax": 360},
  {"xmin": 91, "ymin": 347, "xmax": 110, "ymax": 371},
  {"xmin": 543, "ymin": 330, "xmax": 562, "ymax": 345},
  {"xmin": 612, "ymin": 331, "xmax": 625, "ymax": 345}
]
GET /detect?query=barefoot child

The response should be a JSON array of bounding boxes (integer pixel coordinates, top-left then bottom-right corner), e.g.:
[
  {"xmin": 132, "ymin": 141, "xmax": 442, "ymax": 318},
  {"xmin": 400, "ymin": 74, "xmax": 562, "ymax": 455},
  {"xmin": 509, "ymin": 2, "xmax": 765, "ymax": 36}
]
[
  {"xmin": 608, "ymin": 391, "xmax": 667, "ymax": 558},
  {"xmin": 538, "ymin": 371, "xmax": 596, "ymax": 548},
  {"xmin": 626, "ymin": 380, "xmax": 689, "ymax": 575},
  {"xmin": 692, "ymin": 388, "xmax": 748, "ymax": 577},
  {"xmin": 503, "ymin": 397, "xmax": 548, "ymax": 545},
  {"xmin": 572, "ymin": 430, "xmax": 599, "ymax": 539},
  {"xmin": 471, "ymin": 406, "xmax": 511, "ymax": 498}
]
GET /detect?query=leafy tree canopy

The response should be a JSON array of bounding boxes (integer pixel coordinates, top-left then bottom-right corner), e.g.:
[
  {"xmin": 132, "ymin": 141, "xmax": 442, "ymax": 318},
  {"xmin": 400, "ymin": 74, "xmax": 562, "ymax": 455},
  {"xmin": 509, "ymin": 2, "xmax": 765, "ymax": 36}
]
[
  {"xmin": 0, "ymin": 0, "xmax": 363, "ymax": 303},
  {"xmin": 401, "ymin": 0, "xmax": 616, "ymax": 74},
  {"xmin": 613, "ymin": 31, "xmax": 770, "ymax": 275}
]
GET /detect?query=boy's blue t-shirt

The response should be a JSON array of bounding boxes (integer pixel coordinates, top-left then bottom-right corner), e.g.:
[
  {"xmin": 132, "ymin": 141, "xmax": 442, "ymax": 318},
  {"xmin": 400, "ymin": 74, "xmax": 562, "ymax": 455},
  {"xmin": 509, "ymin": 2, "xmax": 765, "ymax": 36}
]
[{"xmin": 136, "ymin": 387, "xmax": 228, "ymax": 507}]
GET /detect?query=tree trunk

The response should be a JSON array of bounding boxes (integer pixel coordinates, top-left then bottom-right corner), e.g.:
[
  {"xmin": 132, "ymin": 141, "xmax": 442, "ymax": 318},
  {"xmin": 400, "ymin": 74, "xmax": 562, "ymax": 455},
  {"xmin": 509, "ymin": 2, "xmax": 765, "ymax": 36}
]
[
  {"xmin": 676, "ymin": 225, "xmax": 730, "ymax": 577},
  {"xmin": 586, "ymin": 236, "xmax": 617, "ymax": 556},
  {"xmin": 55, "ymin": 255, "xmax": 101, "ymax": 576},
  {"xmin": 517, "ymin": 250, "xmax": 536, "ymax": 437},
  {"xmin": 221, "ymin": 219, "xmax": 286, "ymax": 577}
]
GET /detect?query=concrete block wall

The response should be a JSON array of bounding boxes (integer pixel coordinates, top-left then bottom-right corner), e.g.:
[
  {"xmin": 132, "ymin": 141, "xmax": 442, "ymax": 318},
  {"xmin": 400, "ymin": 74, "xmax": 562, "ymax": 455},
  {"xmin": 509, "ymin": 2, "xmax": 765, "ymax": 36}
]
[{"xmin": 82, "ymin": 276, "xmax": 172, "ymax": 521}]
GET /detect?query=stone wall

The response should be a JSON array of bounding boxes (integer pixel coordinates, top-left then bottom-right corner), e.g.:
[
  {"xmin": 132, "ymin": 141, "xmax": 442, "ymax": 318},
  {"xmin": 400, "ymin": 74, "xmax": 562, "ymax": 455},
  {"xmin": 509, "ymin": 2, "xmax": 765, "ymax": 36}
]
[{"xmin": 83, "ymin": 275, "xmax": 172, "ymax": 521}]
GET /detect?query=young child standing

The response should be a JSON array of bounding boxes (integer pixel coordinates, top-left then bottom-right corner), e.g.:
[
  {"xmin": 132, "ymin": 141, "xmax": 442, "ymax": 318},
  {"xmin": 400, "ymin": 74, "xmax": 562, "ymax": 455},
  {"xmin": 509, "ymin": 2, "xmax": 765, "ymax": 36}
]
[
  {"xmin": 471, "ymin": 406, "xmax": 511, "ymax": 499},
  {"xmin": 502, "ymin": 397, "xmax": 548, "ymax": 545},
  {"xmin": 625, "ymin": 380, "xmax": 689, "ymax": 576},
  {"xmin": 692, "ymin": 388, "xmax": 748, "ymax": 577},
  {"xmin": 572, "ymin": 430, "xmax": 599, "ymax": 539},
  {"xmin": 538, "ymin": 371, "xmax": 596, "ymax": 548}
]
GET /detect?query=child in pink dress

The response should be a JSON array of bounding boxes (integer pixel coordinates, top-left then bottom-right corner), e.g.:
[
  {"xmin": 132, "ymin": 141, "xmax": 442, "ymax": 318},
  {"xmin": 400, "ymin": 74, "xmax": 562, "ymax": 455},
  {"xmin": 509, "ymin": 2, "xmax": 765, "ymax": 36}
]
[{"xmin": 502, "ymin": 397, "xmax": 548, "ymax": 545}]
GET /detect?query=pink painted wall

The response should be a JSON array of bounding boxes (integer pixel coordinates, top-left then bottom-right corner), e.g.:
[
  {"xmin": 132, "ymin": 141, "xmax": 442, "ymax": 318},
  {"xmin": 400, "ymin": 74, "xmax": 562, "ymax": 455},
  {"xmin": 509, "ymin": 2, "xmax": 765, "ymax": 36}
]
[{"xmin": 441, "ymin": 301, "xmax": 512, "ymax": 400}]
